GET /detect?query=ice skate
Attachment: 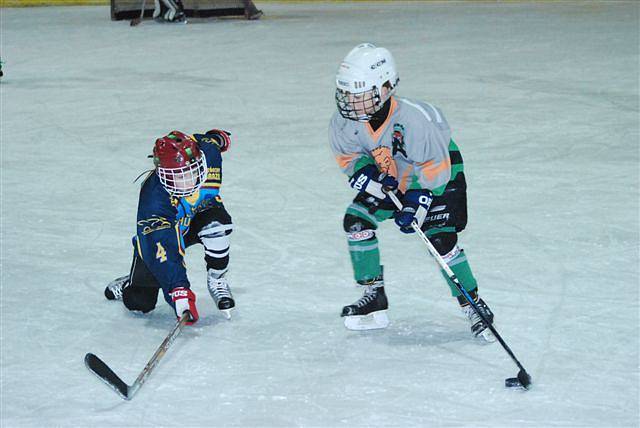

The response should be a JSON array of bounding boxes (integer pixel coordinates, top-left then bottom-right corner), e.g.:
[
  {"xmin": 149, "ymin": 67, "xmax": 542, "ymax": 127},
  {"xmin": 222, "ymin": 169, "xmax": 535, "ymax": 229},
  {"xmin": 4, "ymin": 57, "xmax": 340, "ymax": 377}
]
[
  {"xmin": 104, "ymin": 275, "xmax": 129, "ymax": 301},
  {"xmin": 207, "ymin": 270, "xmax": 235, "ymax": 319},
  {"xmin": 462, "ymin": 298, "xmax": 495, "ymax": 342},
  {"xmin": 341, "ymin": 274, "xmax": 389, "ymax": 330},
  {"xmin": 169, "ymin": 12, "xmax": 187, "ymax": 24},
  {"xmin": 154, "ymin": 13, "xmax": 187, "ymax": 24}
]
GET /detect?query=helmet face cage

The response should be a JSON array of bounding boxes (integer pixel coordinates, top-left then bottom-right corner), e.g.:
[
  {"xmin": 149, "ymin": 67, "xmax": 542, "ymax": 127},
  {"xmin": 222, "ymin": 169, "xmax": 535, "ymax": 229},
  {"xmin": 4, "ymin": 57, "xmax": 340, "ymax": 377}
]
[
  {"xmin": 334, "ymin": 43, "xmax": 399, "ymax": 122},
  {"xmin": 335, "ymin": 86, "xmax": 382, "ymax": 122},
  {"xmin": 157, "ymin": 152, "xmax": 207, "ymax": 197}
]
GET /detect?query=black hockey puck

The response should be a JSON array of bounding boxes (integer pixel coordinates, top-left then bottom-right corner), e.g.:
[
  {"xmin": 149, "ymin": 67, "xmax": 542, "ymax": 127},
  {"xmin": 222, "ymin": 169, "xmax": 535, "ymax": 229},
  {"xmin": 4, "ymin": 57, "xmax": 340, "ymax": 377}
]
[{"xmin": 505, "ymin": 377, "xmax": 522, "ymax": 388}]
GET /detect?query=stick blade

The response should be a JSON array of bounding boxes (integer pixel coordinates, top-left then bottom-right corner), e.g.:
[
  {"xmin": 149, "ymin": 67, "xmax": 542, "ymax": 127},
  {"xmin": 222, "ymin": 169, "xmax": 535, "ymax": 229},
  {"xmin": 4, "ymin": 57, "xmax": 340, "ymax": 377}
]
[
  {"xmin": 517, "ymin": 369, "xmax": 532, "ymax": 389},
  {"xmin": 505, "ymin": 369, "xmax": 533, "ymax": 390},
  {"xmin": 130, "ymin": 18, "xmax": 142, "ymax": 26},
  {"xmin": 84, "ymin": 353, "xmax": 131, "ymax": 400}
]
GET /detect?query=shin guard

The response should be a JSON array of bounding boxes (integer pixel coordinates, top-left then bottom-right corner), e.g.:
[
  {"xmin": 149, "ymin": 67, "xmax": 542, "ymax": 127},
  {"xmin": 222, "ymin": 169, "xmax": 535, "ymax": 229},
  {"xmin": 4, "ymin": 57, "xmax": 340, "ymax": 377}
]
[{"xmin": 439, "ymin": 245, "xmax": 478, "ymax": 297}]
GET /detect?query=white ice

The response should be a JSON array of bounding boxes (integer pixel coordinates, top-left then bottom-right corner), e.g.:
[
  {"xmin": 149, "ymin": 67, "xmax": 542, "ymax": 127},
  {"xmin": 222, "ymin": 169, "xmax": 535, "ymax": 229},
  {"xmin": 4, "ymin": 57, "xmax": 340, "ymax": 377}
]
[{"xmin": 1, "ymin": 2, "xmax": 638, "ymax": 426}]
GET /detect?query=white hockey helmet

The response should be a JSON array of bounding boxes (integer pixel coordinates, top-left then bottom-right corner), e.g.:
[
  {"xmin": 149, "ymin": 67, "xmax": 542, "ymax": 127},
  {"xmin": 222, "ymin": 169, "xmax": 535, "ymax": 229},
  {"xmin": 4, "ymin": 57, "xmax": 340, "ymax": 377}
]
[{"xmin": 335, "ymin": 43, "xmax": 399, "ymax": 121}]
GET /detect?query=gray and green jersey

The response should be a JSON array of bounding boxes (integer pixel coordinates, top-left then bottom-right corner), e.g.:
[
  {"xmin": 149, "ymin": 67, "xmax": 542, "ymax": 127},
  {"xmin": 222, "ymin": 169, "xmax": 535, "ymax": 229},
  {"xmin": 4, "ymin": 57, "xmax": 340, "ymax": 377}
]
[
  {"xmin": 330, "ymin": 96, "xmax": 477, "ymax": 296},
  {"xmin": 329, "ymin": 96, "xmax": 460, "ymax": 195}
]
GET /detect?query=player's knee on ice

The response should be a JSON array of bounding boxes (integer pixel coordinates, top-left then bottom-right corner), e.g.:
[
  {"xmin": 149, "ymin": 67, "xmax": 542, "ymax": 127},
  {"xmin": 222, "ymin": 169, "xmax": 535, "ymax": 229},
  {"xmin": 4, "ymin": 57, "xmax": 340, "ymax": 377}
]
[
  {"xmin": 120, "ymin": 251, "xmax": 161, "ymax": 313},
  {"xmin": 123, "ymin": 287, "xmax": 158, "ymax": 313}
]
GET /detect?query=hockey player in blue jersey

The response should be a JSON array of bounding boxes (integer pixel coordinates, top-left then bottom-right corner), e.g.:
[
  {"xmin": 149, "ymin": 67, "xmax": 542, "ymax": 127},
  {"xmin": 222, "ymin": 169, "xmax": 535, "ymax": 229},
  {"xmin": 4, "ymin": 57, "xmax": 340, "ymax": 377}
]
[{"xmin": 105, "ymin": 130, "xmax": 235, "ymax": 323}]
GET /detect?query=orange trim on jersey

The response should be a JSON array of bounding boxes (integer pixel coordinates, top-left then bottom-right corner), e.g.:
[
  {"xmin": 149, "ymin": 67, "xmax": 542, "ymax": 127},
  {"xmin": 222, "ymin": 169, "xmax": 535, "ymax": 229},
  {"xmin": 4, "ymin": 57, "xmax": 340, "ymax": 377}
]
[
  {"xmin": 398, "ymin": 166, "xmax": 413, "ymax": 193},
  {"xmin": 335, "ymin": 153, "xmax": 359, "ymax": 169},
  {"xmin": 365, "ymin": 97, "xmax": 398, "ymax": 143},
  {"xmin": 418, "ymin": 157, "xmax": 452, "ymax": 182}
]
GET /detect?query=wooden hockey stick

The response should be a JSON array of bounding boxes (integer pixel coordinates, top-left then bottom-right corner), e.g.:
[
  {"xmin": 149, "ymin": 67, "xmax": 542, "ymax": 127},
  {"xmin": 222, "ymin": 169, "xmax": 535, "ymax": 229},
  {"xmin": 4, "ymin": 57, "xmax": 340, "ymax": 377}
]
[
  {"xmin": 130, "ymin": 0, "xmax": 146, "ymax": 26},
  {"xmin": 85, "ymin": 311, "xmax": 191, "ymax": 400}
]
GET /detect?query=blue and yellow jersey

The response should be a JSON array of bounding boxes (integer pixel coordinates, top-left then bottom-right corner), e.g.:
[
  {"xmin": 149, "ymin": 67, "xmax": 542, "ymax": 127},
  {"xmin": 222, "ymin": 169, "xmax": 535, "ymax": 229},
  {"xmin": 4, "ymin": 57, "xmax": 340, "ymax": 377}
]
[{"xmin": 134, "ymin": 135, "xmax": 224, "ymax": 297}]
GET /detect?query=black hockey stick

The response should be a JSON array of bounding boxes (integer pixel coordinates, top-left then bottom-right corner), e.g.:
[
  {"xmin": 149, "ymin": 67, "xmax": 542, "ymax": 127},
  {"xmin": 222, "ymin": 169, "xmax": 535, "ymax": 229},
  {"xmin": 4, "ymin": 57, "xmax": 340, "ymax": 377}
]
[
  {"xmin": 85, "ymin": 311, "xmax": 191, "ymax": 400},
  {"xmin": 130, "ymin": 0, "xmax": 146, "ymax": 26},
  {"xmin": 386, "ymin": 190, "xmax": 532, "ymax": 390}
]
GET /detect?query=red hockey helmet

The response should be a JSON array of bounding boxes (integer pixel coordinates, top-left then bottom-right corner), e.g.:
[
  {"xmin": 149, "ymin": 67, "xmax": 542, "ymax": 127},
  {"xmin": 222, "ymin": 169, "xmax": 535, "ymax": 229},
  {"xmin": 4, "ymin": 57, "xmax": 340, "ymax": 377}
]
[{"xmin": 153, "ymin": 131, "xmax": 207, "ymax": 197}]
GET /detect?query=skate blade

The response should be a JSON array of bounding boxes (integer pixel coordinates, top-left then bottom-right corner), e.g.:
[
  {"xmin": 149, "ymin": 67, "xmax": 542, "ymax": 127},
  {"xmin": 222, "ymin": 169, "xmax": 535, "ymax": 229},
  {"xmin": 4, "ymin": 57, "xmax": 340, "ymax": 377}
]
[
  {"xmin": 478, "ymin": 327, "xmax": 496, "ymax": 343},
  {"xmin": 343, "ymin": 310, "xmax": 389, "ymax": 331},
  {"xmin": 153, "ymin": 18, "xmax": 188, "ymax": 24},
  {"xmin": 220, "ymin": 308, "xmax": 233, "ymax": 320}
]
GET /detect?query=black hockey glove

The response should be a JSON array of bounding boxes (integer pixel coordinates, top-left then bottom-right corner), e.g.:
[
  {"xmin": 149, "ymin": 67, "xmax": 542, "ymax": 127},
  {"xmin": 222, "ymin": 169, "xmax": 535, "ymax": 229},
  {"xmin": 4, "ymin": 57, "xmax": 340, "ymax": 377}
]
[
  {"xmin": 394, "ymin": 189, "xmax": 433, "ymax": 233},
  {"xmin": 194, "ymin": 129, "xmax": 231, "ymax": 153},
  {"xmin": 349, "ymin": 164, "xmax": 398, "ymax": 200}
]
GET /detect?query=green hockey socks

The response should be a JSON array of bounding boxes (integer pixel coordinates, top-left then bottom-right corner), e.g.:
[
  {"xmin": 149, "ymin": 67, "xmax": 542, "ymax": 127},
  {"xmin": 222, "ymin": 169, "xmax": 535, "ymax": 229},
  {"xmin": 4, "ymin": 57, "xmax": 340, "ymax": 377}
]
[
  {"xmin": 348, "ymin": 236, "xmax": 382, "ymax": 282},
  {"xmin": 440, "ymin": 248, "xmax": 478, "ymax": 297}
]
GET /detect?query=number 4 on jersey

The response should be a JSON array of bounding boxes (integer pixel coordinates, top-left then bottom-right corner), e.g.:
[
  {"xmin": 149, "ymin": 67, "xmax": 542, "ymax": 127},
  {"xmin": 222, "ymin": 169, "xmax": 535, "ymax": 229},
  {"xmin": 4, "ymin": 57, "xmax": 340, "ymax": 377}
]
[{"xmin": 156, "ymin": 242, "xmax": 167, "ymax": 262}]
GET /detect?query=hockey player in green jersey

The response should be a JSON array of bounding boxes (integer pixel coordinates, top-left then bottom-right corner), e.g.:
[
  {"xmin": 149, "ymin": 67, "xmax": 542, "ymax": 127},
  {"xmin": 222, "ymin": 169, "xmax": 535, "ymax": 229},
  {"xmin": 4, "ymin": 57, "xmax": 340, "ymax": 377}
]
[{"xmin": 329, "ymin": 43, "xmax": 495, "ymax": 340}]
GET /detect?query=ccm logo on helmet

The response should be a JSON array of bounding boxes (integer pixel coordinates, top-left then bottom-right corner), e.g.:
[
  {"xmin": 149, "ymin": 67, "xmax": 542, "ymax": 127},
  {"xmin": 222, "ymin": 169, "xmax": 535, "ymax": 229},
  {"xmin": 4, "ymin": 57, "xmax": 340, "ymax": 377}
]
[{"xmin": 370, "ymin": 59, "xmax": 387, "ymax": 70}]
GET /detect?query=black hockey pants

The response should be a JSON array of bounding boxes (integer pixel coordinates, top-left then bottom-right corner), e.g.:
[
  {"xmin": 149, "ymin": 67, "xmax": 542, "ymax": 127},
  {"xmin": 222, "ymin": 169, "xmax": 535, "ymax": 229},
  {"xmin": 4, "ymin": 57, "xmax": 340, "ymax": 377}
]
[{"xmin": 122, "ymin": 204, "xmax": 232, "ymax": 313}]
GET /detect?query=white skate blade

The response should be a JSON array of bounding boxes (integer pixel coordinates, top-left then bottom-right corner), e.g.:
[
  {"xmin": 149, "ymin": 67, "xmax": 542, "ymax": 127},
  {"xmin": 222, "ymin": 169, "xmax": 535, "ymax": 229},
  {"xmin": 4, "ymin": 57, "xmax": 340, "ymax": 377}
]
[
  {"xmin": 478, "ymin": 326, "xmax": 496, "ymax": 343},
  {"xmin": 343, "ymin": 310, "xmax": 389, "ymax": 331},
  {"xmin": 220, "ymin": 308, "xmax": 233, "ymax": 320}
]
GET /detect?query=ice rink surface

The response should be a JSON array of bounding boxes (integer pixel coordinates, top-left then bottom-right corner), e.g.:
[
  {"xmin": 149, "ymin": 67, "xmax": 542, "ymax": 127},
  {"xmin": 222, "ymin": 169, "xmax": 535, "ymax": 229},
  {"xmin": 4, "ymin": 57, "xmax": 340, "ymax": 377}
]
[{"xmin": 1, "ymin": 1, "xmax": 639, "ymax": 426}]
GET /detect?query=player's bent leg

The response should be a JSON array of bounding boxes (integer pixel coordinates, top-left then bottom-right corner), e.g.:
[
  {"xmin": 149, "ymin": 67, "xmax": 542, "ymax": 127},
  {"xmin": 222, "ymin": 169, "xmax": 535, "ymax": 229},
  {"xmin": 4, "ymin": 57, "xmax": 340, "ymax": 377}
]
[
  {"xmin": 429, "ymin": 233, "xmax": 477, "ymax": 295},
  {"xmin": 195, "ymin": 211, "xmax": 235, "ymax": 319},
  {"xmin": 341, "ymin": 207, "xmax": 391, "ymax": 330},
  {"xmin": 343, "ymin": 209, "xmax": 381, "ymax": 282},
  {"xmin": 123, "ymin": 287, "xmax": 160, "ymax": 313},
  {"xmin": 153, "ymin": 0, "xmax": 162, "ymax": 19},
  {"xmin": 430, "ymin": 232, "xmax": 495, "ymax": 342},
  {"xmin": 156, "ymin": 0, "xmax": 186, "ymax": 22},
  {"xmin": 120, "ymin": 251, "xmax": 161, "ymax": 313}
]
